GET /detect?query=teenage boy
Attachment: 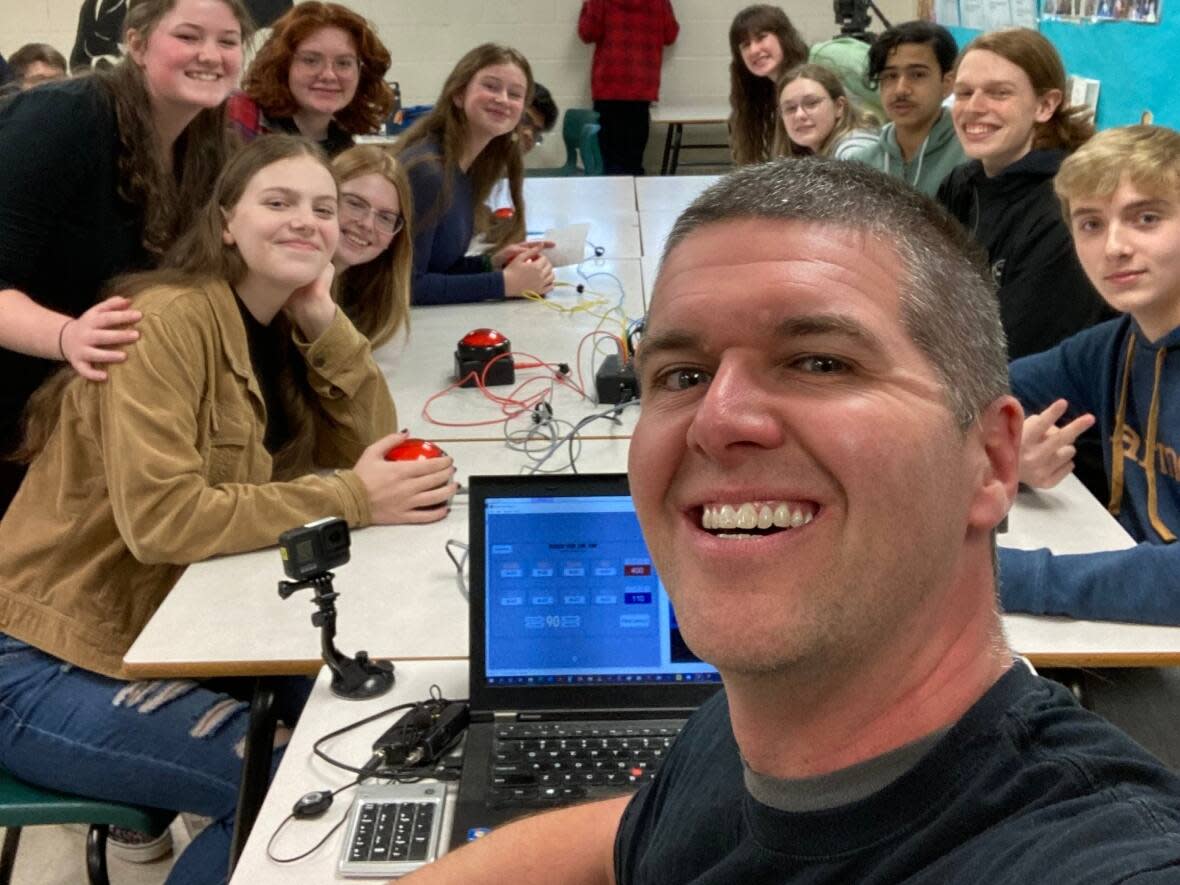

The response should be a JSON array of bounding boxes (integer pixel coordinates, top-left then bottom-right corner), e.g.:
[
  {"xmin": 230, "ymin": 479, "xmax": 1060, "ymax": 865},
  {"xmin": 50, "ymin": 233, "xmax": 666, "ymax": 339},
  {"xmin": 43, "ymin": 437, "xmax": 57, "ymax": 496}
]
[
  {"xmin": 849, "ymin": 21, "xmax": 964, "ymax": 197},
  {"xmin": 999, "ymin": 124, "xmax": 1180, "ymax": 621}
]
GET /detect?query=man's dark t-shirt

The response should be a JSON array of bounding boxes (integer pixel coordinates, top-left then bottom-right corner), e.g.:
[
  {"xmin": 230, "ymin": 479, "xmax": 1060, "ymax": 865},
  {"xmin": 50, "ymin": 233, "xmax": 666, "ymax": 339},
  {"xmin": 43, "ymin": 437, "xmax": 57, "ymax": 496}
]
[{"xmin": 615, "ymin": 664, "xmax": 1180, "ymax": 883}]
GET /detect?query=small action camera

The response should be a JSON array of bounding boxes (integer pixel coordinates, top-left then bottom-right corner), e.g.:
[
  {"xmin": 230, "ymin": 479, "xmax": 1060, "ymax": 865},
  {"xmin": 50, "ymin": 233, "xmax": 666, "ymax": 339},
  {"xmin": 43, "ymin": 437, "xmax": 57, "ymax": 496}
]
[{"xmin": 278, "ymin": 516, "xmax": 350, "ymax": 579}]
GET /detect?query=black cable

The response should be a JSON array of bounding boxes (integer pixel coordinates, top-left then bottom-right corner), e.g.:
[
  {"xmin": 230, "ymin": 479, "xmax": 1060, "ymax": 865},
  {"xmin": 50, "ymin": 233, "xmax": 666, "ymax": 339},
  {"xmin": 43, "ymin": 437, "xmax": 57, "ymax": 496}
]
[{"xmin": 265, "ymin": 781, "xmax": 357, "ymax": 864}]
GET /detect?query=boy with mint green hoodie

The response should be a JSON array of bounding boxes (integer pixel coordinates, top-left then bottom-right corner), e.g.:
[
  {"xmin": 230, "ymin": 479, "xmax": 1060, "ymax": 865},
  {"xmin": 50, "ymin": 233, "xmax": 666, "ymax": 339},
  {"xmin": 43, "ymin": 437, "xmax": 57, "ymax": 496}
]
[{"xmin": 848, "ymin": 21, "xmax": 965, "ymax": 197}]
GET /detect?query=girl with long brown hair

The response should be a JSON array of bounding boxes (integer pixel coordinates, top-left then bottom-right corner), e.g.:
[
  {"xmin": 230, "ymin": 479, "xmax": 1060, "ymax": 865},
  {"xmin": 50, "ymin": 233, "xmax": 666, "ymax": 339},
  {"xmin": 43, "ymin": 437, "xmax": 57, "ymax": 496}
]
[
  {"xmin": 0, "ymin": 0, "xmax": 252, "ymax": 519},
  {"xmin": 937, "ymin": 27, "xmax": 1106, "ymax": 359},
  {"xmin": 727, "ymin": 4, "xmax": 808, "ymax": 166},
  {"xmin": 331, "ymin": 144, "xmax": 414, "ymax": 349},
  {"xmin": 394, "ymin": 43, "xmax": 556, "ymax": 305},
  {"xmin": 0, "ymin": 135, "xmax": 455, "ymax": 884},
  {"xmin": 227, "ymin": 1, "xmax": 395, "ymax": 155}
]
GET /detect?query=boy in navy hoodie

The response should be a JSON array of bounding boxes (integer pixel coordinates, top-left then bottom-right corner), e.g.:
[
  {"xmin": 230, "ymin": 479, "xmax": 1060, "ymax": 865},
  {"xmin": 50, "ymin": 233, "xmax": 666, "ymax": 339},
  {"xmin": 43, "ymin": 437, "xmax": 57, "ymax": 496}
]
[
  {"xmin": 999, "ymin": 126, "xmax": 1180, "ymax": 769},
  {"xmin": 999, "ymin": 125, "xmax": 1180, "ymax": 625}
]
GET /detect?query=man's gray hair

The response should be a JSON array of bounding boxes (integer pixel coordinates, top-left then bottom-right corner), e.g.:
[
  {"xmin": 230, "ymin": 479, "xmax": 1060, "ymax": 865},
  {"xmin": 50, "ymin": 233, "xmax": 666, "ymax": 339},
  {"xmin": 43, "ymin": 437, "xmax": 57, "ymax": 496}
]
[{"xmin": 659, "ymin": 158, "xmax": 1009, "ymax": 427}]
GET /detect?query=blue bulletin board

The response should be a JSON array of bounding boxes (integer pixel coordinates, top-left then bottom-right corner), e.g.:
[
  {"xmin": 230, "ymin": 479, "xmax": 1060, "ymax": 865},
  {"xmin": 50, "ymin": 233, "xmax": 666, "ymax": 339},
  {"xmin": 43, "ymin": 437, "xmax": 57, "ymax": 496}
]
[{"xmin": 945, "ymin": 6, "xmax": 1177, "ymax": 129}]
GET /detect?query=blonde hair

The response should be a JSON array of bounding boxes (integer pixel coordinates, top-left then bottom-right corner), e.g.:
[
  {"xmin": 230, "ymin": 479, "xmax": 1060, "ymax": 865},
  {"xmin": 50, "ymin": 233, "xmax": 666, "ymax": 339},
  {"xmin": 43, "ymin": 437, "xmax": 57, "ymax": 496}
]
[
  {"xmin": 331, "ymin": 145, "xmax": 413, "ymax": 348},
  {"xmin": 1055, "ymin": 125, "xmax": 1180, "ymax": 217},
  {"xmin": 773, "ymin": 63, "xmax": 874, "ymax": 158}
]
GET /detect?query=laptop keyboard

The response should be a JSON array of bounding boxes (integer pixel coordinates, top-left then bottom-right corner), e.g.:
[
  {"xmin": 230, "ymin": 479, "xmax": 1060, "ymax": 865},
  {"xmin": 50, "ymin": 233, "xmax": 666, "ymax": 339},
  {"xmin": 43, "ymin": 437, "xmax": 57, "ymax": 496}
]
[{"xmin": 488, "ymin": 719, "xmax": 684, "ymax": 807}]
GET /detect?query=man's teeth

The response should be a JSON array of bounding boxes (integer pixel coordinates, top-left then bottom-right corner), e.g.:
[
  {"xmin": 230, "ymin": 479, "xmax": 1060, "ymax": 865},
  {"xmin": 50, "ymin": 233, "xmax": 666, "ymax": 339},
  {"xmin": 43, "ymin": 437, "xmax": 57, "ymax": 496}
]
[{"xmin": 701, "ymin": 502, "xmax": 813, "ymax": 532}]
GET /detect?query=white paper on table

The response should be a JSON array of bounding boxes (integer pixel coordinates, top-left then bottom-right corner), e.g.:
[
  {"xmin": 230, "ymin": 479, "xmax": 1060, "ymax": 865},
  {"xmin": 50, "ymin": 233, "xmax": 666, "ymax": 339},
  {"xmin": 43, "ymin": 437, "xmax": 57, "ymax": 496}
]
[{"xmin": 542, "ymin": 223, "xmax": 591, "ymax": 267}]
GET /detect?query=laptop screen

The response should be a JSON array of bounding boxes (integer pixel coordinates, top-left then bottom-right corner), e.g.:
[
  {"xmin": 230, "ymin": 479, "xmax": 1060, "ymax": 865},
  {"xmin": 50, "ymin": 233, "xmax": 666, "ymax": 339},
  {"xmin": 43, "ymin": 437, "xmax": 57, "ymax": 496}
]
[
  {"xmin": 483, "ymin": 491, "xmax": 719, "ymax": 686},
  {"xmin": 468, "ymin": 475, "xmax": 720, "ymax": 715}
]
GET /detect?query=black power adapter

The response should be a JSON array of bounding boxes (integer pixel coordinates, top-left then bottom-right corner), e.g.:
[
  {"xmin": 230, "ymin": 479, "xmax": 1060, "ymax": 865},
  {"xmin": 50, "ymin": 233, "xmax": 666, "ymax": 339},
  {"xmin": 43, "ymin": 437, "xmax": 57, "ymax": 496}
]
[{"xmin": 595, "ymin": 353, "xmax": 639, "ymax": 404}]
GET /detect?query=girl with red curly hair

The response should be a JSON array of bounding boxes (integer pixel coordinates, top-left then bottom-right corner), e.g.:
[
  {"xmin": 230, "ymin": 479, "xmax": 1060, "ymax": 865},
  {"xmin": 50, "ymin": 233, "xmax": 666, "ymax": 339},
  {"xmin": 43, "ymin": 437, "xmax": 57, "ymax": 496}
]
[{"xmin": 228, "ymin": 1, "xmax": 394, "ymax": 155}]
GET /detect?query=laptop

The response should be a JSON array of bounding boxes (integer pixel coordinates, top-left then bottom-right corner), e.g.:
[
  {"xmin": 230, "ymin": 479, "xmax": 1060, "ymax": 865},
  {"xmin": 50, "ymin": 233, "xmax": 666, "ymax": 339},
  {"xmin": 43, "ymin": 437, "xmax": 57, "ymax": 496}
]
[{"xmin": 449, "ymin": 473, "xmax": 722, "ymax": 847}]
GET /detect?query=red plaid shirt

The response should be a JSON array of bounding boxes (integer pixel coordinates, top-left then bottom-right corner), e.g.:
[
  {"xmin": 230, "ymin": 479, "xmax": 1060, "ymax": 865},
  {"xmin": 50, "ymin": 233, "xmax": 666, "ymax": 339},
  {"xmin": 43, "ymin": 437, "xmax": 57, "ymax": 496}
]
[{"xmin": 578, "ymin": 0, "xmax": 679, "ymax": 102}]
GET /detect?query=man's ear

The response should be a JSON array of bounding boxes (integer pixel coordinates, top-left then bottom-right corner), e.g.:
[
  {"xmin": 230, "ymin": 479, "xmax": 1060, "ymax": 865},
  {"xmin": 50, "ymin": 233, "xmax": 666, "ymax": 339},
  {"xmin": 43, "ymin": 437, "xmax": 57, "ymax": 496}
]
[{"xmin": 968, "ymin": 395, "xmax": 1023, "ymax": 532}]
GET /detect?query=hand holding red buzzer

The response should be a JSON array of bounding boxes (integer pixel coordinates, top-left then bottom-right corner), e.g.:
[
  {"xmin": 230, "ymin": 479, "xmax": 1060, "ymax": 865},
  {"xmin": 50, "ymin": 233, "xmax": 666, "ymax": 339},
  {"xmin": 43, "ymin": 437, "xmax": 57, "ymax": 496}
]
[{"xmin": 384, "ymin": 438, "xmax": 447, "ymax": 461}]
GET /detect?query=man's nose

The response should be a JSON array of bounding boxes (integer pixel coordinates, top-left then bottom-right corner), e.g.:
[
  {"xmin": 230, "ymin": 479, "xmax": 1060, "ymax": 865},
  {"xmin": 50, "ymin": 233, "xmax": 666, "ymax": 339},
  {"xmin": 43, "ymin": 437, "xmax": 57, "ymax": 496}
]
[{"xmin": 686, "ymin": 358, "xmax": 784, "ymax": 461}]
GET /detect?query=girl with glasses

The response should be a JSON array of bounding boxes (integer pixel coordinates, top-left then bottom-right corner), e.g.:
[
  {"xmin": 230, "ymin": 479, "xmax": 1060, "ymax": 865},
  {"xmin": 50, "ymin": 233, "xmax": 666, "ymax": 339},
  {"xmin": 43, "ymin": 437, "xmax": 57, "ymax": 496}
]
[
  {"xmin": 227, "ymin": 1, "xmax": 395, "ymax": 156},
  {"xmin": 0, "ymin": 136, "xmax": 455, "ymax": 885},
  {"xmin": 774, "ymin": 64, "xmax": 877, "ymax": 160},
  {"xmin": 395, "ymin": 44, "xmax": 556, "ymax": 305},
  {"xmin": 331, "ymin": 144, "xmax": 414, "ymax": 349},
  {"xmin": 0, "ymin": 0, "xmax": 252, "ymax": 520}
]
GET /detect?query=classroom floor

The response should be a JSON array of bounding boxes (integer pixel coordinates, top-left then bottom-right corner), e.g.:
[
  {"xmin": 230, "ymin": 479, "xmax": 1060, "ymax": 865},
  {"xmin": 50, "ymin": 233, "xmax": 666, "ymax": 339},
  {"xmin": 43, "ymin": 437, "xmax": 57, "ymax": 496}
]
[{"xmin": 1, "ymin": 819, "xmax": 188, "ymax": 884}]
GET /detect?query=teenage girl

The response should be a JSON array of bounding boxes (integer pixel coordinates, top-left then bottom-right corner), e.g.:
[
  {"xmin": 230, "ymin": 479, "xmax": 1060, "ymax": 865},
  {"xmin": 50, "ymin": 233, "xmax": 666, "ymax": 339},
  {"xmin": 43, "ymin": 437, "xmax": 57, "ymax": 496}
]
[
  {"xmin": 774, "ymin": 63, "xmax": 878, "ymax": 160},
  {"xmin": 395, "ymin": 43, "xmax": 556, "ymax": 305},
  {"xmin": 228, "ymin": 1, "xmax": 395, "ymax": 155},
  {"xmin": 331, "ymin": 144, "xmax": 414, "ymax": 349},
  {"xmin": 727, "ymin": 4, "xmax": 808, "ymax": 166},
  {"xmin": 0, "ymin": 135, "xmax": 455, "ymax": 885},
  {"xmin": 0, "ymin": 0, "xmax": 252, "ymax": 518}
]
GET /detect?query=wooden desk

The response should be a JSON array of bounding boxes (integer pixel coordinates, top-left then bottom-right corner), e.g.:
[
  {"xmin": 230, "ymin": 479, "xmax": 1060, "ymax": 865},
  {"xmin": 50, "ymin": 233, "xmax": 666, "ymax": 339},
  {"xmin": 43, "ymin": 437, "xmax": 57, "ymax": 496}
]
[
  {"xmin": 373, "ymin": 258, "xmax": 645, "ymax": 439},
  {"xmin": 650, "ymin": 104, "xmax": 730, "ymax": 175},
  {"xmin": 523, "ymin": 176, "xmax": 636, "ymax": 213}
]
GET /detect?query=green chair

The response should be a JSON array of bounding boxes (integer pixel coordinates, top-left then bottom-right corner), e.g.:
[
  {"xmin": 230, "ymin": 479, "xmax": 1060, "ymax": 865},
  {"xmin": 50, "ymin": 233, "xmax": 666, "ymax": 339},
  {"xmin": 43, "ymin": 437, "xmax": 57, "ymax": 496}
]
[
  {"xmin": 579, "ymin": 123, "xmax": 604, "ymax": 176},
  {"xmin": 526, "ymin": 108, "xmax": 600, "ymax": 177},
  {"xmin": 0, "ymin": 768, "xmax": 173, "ymax": 885}
]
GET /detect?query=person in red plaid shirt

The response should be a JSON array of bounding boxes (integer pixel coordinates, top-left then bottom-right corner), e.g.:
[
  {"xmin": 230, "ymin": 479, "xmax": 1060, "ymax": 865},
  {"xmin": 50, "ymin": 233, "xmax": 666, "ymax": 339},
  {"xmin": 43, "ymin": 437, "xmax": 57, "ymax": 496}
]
[{"xmin": 578, "ymin": 0, "xmax": 679, "ymax": 175}]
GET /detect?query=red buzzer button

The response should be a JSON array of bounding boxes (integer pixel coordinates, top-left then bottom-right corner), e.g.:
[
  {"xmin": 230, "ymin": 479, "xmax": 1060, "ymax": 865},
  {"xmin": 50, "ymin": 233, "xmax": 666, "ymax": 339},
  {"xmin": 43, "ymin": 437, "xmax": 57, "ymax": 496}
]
[
  {"xmin": 385, "ymin": 439, "xmax": 447, "ymax": 461},
  {"xmin": 461, "ymin": 328, "xmax": 506, "ymax": 348}
]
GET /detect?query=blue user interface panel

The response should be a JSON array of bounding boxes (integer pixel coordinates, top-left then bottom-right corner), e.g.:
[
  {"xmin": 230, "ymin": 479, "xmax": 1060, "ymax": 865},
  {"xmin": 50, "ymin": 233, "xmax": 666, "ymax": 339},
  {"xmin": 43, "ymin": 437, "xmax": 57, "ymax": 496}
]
[{"xmin": 483, "ymin": 495, "xmax": 719, "ymax": 685}]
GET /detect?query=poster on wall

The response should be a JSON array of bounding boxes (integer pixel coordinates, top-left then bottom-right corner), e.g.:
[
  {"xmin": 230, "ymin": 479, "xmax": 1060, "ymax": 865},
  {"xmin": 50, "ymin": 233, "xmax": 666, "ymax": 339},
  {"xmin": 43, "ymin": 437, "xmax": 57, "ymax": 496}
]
[
  {"xmin": 1040, "ymin": 0, "xmax": 1162, "ymax": 22},
  {"xmin": 947, "ymin": 0, "xmax": 1040, "ymax": 27}
]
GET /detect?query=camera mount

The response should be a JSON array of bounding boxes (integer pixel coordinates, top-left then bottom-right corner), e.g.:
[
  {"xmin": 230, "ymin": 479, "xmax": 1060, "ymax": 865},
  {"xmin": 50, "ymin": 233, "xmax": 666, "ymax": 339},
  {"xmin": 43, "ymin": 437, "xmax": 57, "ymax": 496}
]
[
  {"xmin": 833, "ymin": 0, "xmax": 891, "ymax": 40},
  {"xmin": 278, "ymin": 571, "xmax": 395, "ymax": 699},
  {"xmin": 277, "ymin": 517, "xmax": 393, "ymax": 700}
]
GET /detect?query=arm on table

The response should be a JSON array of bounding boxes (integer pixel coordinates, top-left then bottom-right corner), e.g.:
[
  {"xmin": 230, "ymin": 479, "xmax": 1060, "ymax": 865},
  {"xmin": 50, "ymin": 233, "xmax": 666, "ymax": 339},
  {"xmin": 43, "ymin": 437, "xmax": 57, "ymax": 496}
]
[
  {"xmin": 999, "ymin": 544, "xmax": 1180, "ymax": 626},
  {"xmin": 402, "ymin": 796, "xmax": 627, "ymax": 885}
]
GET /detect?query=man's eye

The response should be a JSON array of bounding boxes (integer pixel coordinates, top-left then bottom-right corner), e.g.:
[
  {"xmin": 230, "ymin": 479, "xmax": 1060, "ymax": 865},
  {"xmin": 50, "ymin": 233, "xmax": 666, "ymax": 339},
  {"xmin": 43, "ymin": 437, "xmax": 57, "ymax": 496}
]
[
  {"xmin": 1075, "ymin": 218, "xmax": 1102, "ymax": 234},
  {"xmin": 1137, "ymin": 212, "xmax": 1161, "ymax": 225},
  {"xmin": 793, "ymin": 355, "xmax": 848, "ymax": 374},
  {"xmin": 656, "ymin": 368, "xmax": 712, "ymax": 391}
]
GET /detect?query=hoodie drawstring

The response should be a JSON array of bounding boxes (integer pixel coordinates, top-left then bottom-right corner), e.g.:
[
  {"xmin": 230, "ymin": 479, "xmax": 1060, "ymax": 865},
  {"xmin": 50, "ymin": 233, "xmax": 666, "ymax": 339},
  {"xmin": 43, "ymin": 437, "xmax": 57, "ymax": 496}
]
[{"xmin": 1108, "ymin": 332, "xmax": 1176, "ymax": 542}]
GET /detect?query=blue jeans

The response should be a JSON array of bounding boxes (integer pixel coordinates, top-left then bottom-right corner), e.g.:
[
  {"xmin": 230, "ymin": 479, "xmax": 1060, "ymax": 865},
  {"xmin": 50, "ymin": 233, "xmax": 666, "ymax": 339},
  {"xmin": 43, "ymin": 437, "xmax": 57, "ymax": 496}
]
[{"xmin": 0, "ymin": 634, "xmax": 310, "ymax": 884}]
